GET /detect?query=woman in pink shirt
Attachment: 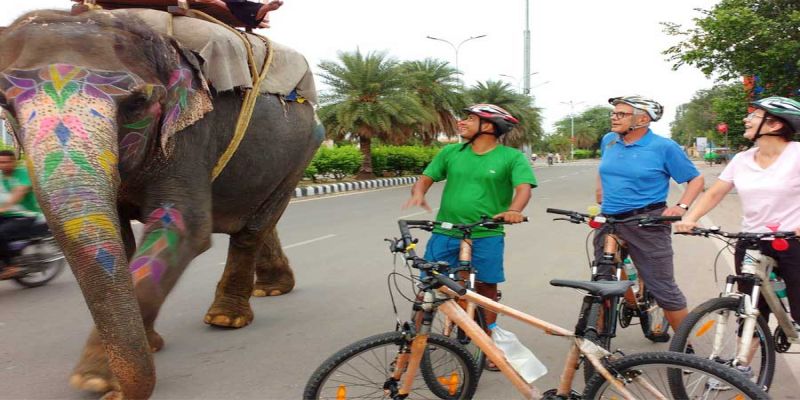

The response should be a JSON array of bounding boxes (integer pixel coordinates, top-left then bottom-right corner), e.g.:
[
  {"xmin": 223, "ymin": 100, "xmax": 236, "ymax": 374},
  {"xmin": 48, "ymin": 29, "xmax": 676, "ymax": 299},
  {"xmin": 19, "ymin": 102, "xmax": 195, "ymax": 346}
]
[{"xmin": 677, "ymin": 96, "xmax": 800, "ymax": 326}]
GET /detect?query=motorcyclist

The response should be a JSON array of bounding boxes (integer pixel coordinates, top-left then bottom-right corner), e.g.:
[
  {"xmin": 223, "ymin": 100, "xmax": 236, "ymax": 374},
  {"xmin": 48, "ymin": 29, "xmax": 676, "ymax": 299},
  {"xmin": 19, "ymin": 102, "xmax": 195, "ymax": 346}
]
[{"xmin": 0, "ymin": 150, "xmax": 43, "ymax": 279}]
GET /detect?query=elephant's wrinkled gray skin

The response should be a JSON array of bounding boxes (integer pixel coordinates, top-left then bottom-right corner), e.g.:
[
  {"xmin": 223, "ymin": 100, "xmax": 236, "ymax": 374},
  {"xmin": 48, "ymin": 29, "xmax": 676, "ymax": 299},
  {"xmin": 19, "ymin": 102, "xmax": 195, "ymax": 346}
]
[{"xmin": 0, "ymin": 10, "xmax": 321, "ymax": 398}]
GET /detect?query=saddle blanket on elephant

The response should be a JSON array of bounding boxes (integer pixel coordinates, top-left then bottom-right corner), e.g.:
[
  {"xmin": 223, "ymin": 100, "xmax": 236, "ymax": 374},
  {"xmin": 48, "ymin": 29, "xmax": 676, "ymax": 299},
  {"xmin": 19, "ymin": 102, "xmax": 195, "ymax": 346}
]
[{"xmin": 109, "ymin": 8, "xmax": 317, "ymax": 104}]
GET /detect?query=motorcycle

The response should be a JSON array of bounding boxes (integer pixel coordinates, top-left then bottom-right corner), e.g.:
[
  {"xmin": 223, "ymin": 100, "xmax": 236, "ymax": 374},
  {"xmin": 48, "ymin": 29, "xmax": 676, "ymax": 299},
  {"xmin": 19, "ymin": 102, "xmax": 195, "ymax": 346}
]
[{"xmin": 1, "ymin": 221, "xmax": 66, "ymax": 288}]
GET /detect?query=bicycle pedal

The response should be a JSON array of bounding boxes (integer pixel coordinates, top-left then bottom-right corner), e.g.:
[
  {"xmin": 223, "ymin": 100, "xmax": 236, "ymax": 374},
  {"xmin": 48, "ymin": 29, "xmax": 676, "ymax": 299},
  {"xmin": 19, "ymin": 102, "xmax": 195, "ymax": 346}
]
[
  {"xmin": 541, "ymin": 388, "xmax": 581, "ymax": 400},
  {"xmin": 646, "ymin": 332, "xmax": 671, "ymax": 343}
]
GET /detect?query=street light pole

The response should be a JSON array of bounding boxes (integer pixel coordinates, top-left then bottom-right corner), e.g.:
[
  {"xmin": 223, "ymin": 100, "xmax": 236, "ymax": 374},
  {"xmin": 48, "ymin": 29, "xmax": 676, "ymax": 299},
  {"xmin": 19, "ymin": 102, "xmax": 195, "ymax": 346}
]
[
  {"xmin": 560, "ymin": 100, "xmax": 585, "ymax": 161},
  {"xmin": 426, "ymin": 34, "xmax": 487, "ymax": 87},
  {"xmin": 523, "ymin": 0, "xmax": 531, "ymax": 95}
]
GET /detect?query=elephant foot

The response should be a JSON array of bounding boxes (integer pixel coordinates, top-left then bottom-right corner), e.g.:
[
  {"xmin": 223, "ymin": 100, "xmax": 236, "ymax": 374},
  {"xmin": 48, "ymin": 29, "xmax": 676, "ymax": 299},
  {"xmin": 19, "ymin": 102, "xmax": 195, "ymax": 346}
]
[
  {"xmin": 252, "ymin": 269, "xmax": 295, "ymax": 297},
  {"xmin": 147, "ymin": 329, "xmax": 164, "ymax": 353},
  {"xmin": 70, "ymin": 341, "xmax": 120, "ymax": 394},
  {"xmin": 204, "ymin": 297, "xmax": 253, "ymax": 328}
]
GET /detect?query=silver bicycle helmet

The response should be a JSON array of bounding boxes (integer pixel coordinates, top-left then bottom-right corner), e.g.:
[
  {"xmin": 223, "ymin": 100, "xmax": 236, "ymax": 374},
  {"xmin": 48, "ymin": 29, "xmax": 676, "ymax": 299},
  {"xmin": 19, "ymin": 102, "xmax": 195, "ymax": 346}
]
[{"xmin": 609, "ymin": 95, "xmax": 664, "ymax": 122}]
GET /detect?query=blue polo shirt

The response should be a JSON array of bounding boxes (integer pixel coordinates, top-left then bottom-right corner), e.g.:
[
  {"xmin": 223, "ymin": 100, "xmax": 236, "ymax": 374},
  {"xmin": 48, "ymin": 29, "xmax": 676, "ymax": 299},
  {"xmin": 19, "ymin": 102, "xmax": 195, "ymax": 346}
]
[{"xmin": 598, "ymin": 130, "xmax": 699, "ymax": 215}]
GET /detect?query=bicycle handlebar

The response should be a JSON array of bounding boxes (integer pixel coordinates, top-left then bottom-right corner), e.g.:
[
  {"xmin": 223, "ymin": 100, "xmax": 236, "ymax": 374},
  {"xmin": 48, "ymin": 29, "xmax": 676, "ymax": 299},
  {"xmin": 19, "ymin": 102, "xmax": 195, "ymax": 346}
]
[
  {"xmin": 546, "ymin": 208, "xmax": 681, "ymax": 225},
  {"xmin": 678, "ymin": 227, "xmax": 799, "ymax": 240}
]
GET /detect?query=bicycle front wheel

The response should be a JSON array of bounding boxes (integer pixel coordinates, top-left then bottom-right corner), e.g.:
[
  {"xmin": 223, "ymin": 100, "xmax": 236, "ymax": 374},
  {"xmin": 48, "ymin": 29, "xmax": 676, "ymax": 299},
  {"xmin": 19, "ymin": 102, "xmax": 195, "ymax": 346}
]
[
  {"xmin": 303, "ymin": 331, "xmax": 479, "ymax": 400},
  {"xmin": 668, "ymin": 296, "xmax": 775, "ymax": 390},
  {"xmin": 583, "ymin": 351, "xmax": 769, "ymax": 399}
]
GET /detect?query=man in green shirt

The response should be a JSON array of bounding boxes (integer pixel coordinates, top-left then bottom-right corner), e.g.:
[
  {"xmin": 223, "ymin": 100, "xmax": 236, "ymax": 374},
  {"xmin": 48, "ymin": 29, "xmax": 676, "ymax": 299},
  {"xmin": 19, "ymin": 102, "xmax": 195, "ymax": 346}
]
[
  {"xmin": 0, "ymin": 150, "xmax": 42, "ymax": 278},
  {"xmin": 403, "ymin": 104, "xmax": 537, "ymax": 369}
]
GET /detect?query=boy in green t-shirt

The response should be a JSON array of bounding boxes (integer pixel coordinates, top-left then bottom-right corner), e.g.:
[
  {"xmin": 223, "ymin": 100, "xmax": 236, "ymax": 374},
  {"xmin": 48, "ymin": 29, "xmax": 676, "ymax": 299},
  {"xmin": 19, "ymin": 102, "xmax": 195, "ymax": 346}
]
[
  {"xmin": 0, "ymin": 150, "xmax": 42, "ymax": 278},
  {"xmin": 403, "ymin": 104, "xmax": 537, "ymax": 370}
]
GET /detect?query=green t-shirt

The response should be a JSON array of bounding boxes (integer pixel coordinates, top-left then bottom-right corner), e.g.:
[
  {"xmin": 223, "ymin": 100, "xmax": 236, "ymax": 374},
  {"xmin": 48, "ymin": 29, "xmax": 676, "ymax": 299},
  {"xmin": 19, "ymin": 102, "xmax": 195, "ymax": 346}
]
[
  {"xmin": 423, "ymin": 144, "xmax": 537, "ymax": 238},
  {"xmin": 0, "ymin": 166, "xmax": 41, "ymax": 218}
]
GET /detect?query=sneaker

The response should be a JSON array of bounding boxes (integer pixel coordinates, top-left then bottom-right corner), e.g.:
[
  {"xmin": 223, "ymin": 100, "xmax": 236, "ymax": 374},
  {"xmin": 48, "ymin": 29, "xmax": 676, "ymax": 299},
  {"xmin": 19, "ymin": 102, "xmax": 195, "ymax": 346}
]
[{"xmin": 735, "ymin": 365, "xmax": 754, "ymax": 380}]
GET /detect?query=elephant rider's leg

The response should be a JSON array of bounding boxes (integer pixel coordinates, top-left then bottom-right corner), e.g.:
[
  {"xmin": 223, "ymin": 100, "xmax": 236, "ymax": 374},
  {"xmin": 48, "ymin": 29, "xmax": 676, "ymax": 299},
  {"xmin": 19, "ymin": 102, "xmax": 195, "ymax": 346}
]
[
  {"xmin": 252, "ymin": 226, "xmax": 295, "ymax": 297},
  {"xmin": 204, "ymin": 227, "xmax": 264, "ymax": 328}
]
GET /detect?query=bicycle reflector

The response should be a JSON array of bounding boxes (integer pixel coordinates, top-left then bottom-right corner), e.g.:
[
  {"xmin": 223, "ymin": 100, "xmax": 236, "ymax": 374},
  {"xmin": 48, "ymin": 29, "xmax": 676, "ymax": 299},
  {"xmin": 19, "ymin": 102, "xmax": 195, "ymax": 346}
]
[
  {"xmin": 772, "ymin": 238, "xmax": 789, "ymax": 251},
  {"xmin": 589, "ymin": 216, "xmax": 605, "ymax": 229}
]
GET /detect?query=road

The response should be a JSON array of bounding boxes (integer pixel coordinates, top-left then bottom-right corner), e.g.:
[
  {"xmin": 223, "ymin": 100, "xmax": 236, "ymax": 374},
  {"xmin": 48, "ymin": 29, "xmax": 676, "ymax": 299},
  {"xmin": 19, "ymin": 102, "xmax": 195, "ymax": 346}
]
[{"xmin": 1, "ymin": 160, "xmax": 798, "ymax": 399}]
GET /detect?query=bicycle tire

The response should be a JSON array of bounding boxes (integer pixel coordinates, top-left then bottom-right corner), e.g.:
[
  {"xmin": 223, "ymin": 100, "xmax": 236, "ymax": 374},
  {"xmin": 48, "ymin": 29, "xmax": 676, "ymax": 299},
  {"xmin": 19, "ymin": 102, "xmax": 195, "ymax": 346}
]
[
  {"xmin": 668, "ymin": 296, "xmax": 775, "ymax": 391},
  {"xmin": 583, "ymin": 351, "xmax": 768, "ymax": 399},
  {"xmin": 303, "ymin": 331, "xmax": 479, "ymax": 400},
  {"xmin": 583, "ymin": 302, "xmax": 612, "ymax": 384},
  {"xmin": 638, "ymin": 289, "xmax": 670, "ymax": 343},
  {"xmin": 425, "ymin": 307, "xmax": 486, "ymax": 392}
]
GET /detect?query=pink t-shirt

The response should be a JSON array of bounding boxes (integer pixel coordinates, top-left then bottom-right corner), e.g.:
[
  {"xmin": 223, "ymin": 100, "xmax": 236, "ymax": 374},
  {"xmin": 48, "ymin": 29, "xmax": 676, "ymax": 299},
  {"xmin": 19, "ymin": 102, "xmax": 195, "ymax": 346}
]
[{"xmin": 719, "ymin": 142, "xmax": 800, "ymax": 233}]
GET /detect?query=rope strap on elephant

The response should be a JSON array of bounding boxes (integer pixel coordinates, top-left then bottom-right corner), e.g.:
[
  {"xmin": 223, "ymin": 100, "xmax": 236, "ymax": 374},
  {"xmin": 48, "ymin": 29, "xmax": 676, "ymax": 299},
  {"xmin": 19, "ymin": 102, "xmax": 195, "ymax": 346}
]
[{"xmin": 182, "ymin": 10, "xmax": 275, "ymax": 181}]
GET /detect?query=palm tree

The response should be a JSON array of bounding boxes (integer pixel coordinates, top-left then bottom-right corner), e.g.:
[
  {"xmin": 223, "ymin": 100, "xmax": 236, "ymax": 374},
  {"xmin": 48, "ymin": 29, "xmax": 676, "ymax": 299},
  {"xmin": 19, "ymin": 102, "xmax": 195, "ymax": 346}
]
[
  {"xmin": 465, "ymin": 80, "xmax": 544, "ymax": 147},
  {"xmin": 399, "ymin": 59, "xmax": 465, "ymax": 145},
  {"xmin": 318, "ymin": 50, "xmax": 431, "ymax": 179}
]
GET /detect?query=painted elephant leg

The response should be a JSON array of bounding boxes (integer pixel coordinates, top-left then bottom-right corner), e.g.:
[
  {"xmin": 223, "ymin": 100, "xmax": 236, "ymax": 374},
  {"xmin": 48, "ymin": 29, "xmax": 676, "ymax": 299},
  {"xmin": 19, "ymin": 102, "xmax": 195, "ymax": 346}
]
[
  {"xmin": 71, "ymin": 203, "xmax": 211, "ymax": 393},
  {"xmin": 252, "ymin": 227, "xmax": 294, "ymax": 297},
  {"xmin": 204, "ymin": 228, "xmax": 262, "ymax": 328}
]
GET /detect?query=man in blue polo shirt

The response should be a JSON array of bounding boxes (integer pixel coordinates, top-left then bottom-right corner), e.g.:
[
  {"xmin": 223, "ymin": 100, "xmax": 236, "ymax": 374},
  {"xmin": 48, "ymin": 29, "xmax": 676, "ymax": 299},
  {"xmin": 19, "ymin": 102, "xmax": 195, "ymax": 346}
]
[{"xmin": 595, "ymin": 95, "xmax": 704, "ymax": 335}]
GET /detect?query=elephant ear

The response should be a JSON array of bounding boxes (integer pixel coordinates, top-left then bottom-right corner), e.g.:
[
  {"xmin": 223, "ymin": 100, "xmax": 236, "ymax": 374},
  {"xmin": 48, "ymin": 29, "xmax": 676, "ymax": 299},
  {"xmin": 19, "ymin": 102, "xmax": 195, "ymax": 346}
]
[{"xmin": 158, "ymin": 41, "xmax": 213, "ymax": 154}]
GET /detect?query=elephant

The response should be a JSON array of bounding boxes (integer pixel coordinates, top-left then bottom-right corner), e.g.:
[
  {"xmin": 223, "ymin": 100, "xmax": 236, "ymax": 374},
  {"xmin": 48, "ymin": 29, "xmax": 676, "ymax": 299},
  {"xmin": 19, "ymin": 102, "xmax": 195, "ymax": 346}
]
[{"xmin": 0, "ymin": 9, "xmax": 322, "ymax": 399}]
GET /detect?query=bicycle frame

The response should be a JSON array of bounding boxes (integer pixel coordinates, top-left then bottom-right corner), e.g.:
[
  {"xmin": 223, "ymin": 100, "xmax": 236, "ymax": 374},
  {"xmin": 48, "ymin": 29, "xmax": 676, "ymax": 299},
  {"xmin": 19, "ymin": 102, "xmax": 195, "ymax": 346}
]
[
  {"xmin": 398, "ymin": 286, "xmax": 644, "ymax": 400},
  {"xmin": 715, "ymin": 249, "xmax": 799, "ymax": 365}
]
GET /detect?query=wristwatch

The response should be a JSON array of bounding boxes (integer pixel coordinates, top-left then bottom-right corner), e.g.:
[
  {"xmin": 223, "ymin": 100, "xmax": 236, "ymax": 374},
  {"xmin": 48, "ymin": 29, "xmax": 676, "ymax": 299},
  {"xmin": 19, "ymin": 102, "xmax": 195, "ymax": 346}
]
[{"xmin": 677, "ymin": 203, "xmax": 689, "ymax": 211}]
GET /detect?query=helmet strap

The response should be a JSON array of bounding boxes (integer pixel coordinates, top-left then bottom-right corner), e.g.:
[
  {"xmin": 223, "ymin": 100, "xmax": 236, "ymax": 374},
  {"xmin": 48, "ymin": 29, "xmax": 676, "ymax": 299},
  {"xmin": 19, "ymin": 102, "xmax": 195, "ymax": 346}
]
[
  {"xmin": 460, "ymin": 120, "xmax": 494, "ymax": 151},
  {"xmin": 752, "ymin": 117, "xmax": 769, "ymax": 140}
]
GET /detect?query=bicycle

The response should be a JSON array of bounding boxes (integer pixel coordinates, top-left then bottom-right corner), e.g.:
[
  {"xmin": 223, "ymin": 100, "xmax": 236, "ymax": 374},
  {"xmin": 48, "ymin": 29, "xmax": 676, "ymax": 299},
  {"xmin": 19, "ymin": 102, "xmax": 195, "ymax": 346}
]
[
  {"xmin": 302, "ymin": 220, "xmax": 769, "ymax": 399},
  {"xmin": 546, "ymin": 208, "xmax": 679, "ymax": 382},
  {"xmin": 415, "ymin": 217, "xmax": 519, "ymax": 385},
  {"xmin": 669, "ymin": 227, "xmax": 800, "ymax": 391}
]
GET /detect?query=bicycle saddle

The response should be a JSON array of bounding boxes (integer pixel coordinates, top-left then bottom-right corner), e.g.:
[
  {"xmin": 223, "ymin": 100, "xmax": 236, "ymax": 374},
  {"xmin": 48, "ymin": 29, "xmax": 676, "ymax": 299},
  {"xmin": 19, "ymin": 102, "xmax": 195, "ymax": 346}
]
[{"xmin": 549, "ymin": 279, "xmax": 634, "ymax": 298}]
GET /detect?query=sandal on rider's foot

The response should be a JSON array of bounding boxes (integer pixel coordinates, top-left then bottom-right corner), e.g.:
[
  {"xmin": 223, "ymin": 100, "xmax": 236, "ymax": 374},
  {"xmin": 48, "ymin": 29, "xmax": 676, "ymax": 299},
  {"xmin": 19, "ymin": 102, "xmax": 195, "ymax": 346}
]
[{"xmin": 0, "ymin": 266, "xmax": 22, "ymax": 279}]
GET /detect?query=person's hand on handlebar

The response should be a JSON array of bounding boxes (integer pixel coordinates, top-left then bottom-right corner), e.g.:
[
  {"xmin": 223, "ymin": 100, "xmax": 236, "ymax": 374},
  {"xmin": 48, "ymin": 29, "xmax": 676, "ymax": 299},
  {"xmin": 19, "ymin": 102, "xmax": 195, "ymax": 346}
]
[
  {"xmin": 674, "ymin": 219, "xmax": 699, "ymax": 233},
  {"xmin": 493, "ymin": 209, "xmax": 526, "ymax": 224},
  {"xmin": 662, "ymin": 205, "xmax": 687, "ymax": 218}
]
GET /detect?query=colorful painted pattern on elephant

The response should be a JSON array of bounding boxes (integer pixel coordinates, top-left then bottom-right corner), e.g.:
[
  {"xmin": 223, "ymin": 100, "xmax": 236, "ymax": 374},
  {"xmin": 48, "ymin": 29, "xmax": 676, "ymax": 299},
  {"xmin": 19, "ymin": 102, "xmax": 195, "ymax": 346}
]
[
  {"xmin": 0, "ymin": 63, "xmax": 205, "ymax": 278},
  {"xmin": 130, "ymin": 206, "xmax": 186, "ymax": 286}
]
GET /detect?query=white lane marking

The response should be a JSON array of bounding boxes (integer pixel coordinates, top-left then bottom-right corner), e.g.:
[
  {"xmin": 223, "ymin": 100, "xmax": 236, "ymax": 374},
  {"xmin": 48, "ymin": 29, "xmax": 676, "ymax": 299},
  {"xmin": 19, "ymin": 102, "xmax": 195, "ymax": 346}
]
[
  {"xmin": 539, "ymin": 179, "xmax": 551, "ymax": 184},
  {"xmin": 400, "ymin": 208, "xmax": 440, "ymax": 219},
  {"xmin": 282, "ymin": 234, "xmax": 337, "ymax": 249},
  {"xmin": 290, "ymin": 185, "xmax": 412, "ymax": 203}
]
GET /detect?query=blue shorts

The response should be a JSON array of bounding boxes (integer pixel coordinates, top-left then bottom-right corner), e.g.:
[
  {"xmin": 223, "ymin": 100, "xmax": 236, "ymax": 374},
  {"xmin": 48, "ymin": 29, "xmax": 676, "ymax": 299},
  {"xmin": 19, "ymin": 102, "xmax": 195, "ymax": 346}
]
[{"xmin": 424, "ymin": 233, "xmax": 505, "ymax": 284}]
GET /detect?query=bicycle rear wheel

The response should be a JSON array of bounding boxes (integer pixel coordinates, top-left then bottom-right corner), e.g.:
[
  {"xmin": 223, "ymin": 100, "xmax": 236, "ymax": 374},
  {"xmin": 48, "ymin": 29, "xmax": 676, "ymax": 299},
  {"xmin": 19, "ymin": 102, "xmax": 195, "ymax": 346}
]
[
  {"xmin": 668, "ymin": 296, "xmax": 775, "ymax": 391},
  {"xmin": 303, "ymin": 331, "xmax": 479, "ymax": 400},
  {"xmin": 583, "ymin": 351, "xmax": 768, "ymax": 399}
]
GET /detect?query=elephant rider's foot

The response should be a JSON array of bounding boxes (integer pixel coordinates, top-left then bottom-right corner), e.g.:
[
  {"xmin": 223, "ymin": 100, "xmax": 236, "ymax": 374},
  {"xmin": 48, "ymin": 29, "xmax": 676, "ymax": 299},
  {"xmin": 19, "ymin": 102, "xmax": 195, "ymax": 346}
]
[
  {"xmin": 70, "ymin": 340, "xmax": 120, "ymax": 394},
  {"xmin": 204, "ymin": 295, "xmax": 253, "ymax": 328}
]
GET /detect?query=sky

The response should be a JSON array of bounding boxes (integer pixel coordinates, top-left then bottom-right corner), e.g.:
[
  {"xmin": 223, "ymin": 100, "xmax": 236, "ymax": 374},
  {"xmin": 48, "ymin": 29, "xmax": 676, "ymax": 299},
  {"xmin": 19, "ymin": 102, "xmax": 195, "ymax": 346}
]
[{"xmin": 0, "ymin": 0, "xmax": 721, "ymax": 136}]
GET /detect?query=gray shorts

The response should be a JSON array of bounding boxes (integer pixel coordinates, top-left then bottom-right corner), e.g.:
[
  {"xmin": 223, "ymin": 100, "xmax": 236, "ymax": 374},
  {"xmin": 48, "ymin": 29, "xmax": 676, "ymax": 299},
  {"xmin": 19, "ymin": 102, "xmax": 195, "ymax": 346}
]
[{"xmin": 592, "ymin": 207, "xmax": 687, "ymax": 311}]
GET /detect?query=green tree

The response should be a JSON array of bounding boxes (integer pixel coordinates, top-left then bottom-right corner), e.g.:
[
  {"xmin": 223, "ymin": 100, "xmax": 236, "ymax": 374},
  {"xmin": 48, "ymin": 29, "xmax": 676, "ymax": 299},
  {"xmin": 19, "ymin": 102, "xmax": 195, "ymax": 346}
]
[
  {"xmin": 465, "ymin": 80, "xmax": 544, "ymax": 147},
  {"xmin": 671, "ymin": 83, "xmax": 749, "ymax": 150},
  {"xmin": 553, "ymin": 105, "xmax": 611, "ymax": 154},
  {"xmin": 318, "ymin": 50, "xmax": 432, "ymax": 179},
  {"xmin": 663, "ymin": 0, "xmax": 800, "ymax": 97},
  {"xmin": 399, "ymin": 59, "xmax": 465, "ymax": 145}
]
